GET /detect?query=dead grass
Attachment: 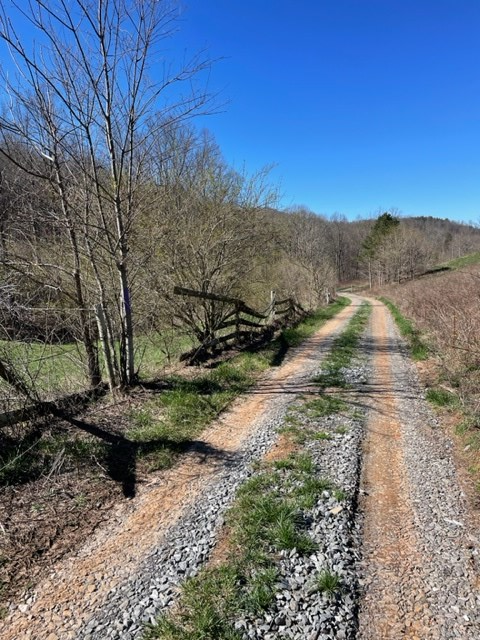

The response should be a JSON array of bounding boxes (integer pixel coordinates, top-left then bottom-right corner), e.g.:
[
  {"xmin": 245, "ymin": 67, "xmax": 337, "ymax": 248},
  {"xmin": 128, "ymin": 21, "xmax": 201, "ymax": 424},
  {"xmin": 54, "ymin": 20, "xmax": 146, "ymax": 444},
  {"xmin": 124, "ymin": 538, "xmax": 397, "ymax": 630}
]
[{"xmin": 381, "ymin": 265, "xmax": 480, "ymax": 412}]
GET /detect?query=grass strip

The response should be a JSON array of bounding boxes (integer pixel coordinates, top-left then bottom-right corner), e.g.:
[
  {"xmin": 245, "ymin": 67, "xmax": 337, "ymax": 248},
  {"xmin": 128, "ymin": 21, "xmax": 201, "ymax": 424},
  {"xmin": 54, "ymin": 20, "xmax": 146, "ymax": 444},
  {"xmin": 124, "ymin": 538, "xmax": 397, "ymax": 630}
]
[
  {"xmin": 279, "ymin": 303, "xmax": 371, "ymax": 446},
  {"xmin": 379, "ymin": 297, "xmax": 429, "ymax": 361},
  {"xmin": 313, "ymin": 302, "xmax": 371, "ymax": 389},
  {"xmin": 144, "ymin": 453, "xmax": 326, "ymax": 639}
]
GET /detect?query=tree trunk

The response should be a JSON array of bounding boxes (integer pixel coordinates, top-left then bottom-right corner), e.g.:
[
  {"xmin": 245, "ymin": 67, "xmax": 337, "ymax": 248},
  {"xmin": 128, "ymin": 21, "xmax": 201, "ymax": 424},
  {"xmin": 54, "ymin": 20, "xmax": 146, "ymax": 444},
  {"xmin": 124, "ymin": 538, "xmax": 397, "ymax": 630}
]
[{"xmin": 118, "ymin": 263, "xmax": 135, "ymax": 386}]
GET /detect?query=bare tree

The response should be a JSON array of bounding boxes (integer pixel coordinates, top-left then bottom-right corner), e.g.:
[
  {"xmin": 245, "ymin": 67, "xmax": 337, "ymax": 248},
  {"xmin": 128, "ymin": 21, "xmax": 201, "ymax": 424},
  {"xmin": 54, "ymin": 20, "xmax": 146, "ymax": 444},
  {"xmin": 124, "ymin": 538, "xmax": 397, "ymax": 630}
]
[
  {"xmin": 0, "ymin": 0, "xmax": 212, "ymax": 388},
  {"xmin": 142, "ymin": 128, "xmax": 277, "ymax": 343},
  {"xmin": 282, "ymin": 207, "xmax": 336, "ymax": 307}
]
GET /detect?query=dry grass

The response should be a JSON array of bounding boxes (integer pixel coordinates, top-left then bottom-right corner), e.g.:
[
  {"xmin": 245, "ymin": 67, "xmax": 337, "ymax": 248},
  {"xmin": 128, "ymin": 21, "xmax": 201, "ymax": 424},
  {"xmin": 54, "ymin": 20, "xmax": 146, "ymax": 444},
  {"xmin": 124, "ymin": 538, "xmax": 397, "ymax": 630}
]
[{"xmin": 380, "ymin": 265, "xmax": 480, "ymax": 414}]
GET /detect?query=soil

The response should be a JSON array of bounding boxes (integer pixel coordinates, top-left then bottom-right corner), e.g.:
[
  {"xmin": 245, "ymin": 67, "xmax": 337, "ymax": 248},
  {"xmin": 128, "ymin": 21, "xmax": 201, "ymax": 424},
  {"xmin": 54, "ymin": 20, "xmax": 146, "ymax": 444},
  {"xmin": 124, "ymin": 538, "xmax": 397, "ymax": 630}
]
[{"xmin": 357, "ymin": 300, "xmax": 435, "ymax": 638}]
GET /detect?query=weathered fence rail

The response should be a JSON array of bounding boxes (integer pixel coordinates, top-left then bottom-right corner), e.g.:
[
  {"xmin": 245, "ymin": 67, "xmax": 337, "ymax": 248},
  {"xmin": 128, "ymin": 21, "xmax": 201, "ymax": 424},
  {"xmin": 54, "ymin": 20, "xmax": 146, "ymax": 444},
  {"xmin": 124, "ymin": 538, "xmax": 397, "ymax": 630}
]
[{"xmin": 173, "ymin": 286, "xmax": 306, "ymax": 362}]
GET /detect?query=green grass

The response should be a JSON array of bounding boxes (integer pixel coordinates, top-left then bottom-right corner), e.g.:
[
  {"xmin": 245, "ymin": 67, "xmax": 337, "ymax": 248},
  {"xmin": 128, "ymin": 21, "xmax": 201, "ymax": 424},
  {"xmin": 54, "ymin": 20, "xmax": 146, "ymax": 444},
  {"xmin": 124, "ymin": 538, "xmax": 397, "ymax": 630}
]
[
  {"xmin": 441, "ymin": 251, "xmax": 480, "ymax": 270},
  {"xmin": 0, "ymin": 340, "xmax": 89, "ymax": 397},
  {"xmin": 128, "ymin": 352, "xmax": 279, "ymax": 471},
  {"xmin": 301, "ymin": 396, "xmax": 347, "ymax": 417},
  {"xmin": 0, "ymin": 330, "xmax": 194, "ymax": 401},
  {"xmin": 1, "ymin": 298, "xmax": 352, "ymax": 489},
  {"xmin": 128, "ymin": 301, "xmax": 352, "ymax": 472},
  {"xmin": 312, "ymin": 431, "xmax": 332, "ymax": 441},
  {"xmin": 425, "ymin": 387, "xmax": 459, "ymax": 408},
  {"xmin": 315, "ymin": 569, "xmax": 342, "ymax": 597},
  {"xmin": 379, "ymin": 297, "xmax": 429, "ymax": 360},
  {"xmin": 280, "ymin": 297, "xmax": 350, "ymax": 348},
  {"xmin": 334, "ymin": 425, "xmax": 349, "ymax": 435},
  {"xmin": 313, "ymin": 302, "xmax": 371, "ymax": 389},
  {"xmin": 279, "ymin": 305, "xmax": 371, "ymax": 447},
  {"xmin": 145, "ymin": 453, "xmax": 324, "ymax": 638},
  {"xmin": 0, "ymin": 297, "xmax": 350, "ymax": 402}
]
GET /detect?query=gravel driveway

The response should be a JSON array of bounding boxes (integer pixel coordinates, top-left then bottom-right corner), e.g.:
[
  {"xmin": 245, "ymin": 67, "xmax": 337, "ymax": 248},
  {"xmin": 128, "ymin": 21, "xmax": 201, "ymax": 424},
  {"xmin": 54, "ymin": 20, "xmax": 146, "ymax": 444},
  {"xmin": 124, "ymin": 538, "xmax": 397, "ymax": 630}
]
[{"xmin": 2, "ymin": 296, "xmax": 480, "ymax": 640}]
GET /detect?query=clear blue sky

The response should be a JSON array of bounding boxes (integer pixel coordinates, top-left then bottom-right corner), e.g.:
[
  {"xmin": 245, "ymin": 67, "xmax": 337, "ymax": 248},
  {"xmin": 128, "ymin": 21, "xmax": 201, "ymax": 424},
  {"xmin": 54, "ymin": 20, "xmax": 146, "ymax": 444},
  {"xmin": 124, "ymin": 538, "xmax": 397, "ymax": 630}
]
[{"xmin": 173, "ymin": 0, "xmax": 480, "ymax": 222}]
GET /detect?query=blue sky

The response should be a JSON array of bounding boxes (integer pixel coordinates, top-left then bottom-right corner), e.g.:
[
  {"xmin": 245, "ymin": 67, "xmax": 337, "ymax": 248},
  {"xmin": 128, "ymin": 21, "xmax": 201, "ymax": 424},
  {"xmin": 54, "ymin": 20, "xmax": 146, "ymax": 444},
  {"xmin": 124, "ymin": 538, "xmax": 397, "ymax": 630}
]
[{"xmin": 173, "ymin": 0, "xmax": 480, "ymax": 221}]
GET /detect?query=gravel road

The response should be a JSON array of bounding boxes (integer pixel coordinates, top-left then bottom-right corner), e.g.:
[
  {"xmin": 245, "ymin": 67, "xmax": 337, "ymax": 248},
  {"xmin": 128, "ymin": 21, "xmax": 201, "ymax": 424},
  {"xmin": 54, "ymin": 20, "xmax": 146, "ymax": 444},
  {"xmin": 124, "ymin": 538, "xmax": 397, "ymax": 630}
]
[
  {"xmin": 2, "ymin": 295, "xmax": 480, "ymax": 640},
  {"xmin": 357, "ymin": 299, "xmax": 480, "ymax": 639},
  {"xmin": 0, "ymin": 301, "xmax": 357, "ymax": 640}
]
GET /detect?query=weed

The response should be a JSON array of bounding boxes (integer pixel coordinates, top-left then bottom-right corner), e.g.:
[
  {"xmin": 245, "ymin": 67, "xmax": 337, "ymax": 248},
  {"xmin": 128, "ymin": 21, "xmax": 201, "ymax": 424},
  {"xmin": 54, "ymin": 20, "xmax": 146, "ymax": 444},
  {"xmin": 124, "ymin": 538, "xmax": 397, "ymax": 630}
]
[
  {"xmin": 130, "ymin": 408, "xmax": 156, "ymax": 431},
  {"xmin": 148, "ymin": 450, "xmax": 327, "ymax": 637},
  {"xmin": 302, "ymin": 396, "xmax": 347, "ymax": 417},
  {"xmin": 334, "ymin": 425, "xmax": 349, "ymax": 434},
  {"xmin": 425, "ymin": 387, "xmax": 458, "ymax": 408},
  {"xmin": 74, "ymin": 493, "xmax": 87, "ymax": 508},
  {"xmin": 312, "ymin": 431, "xmax": 332, "ymax": 440},
  {"xmin": 280, "ymin": 298, "xmax": 350, "ymax": 348},
  {"xmin": 456, "ymin": 419, "xmax": 475, "ymax": 436},
  {"xmin": 278, "ymin": 424, "xmax": 308, "ymax": 444},
  {"xmin": 467, "ymin": 432, "xmax": 480, "ymax": 451},
  {"xmin": 245, "ymin": 566, "xmax": 278, "ymax": 612},
  {"xmin": 293, "ymin": 453, "xmax": 315, "ymax": 474},
  {"xmin": 316, "ymin": 569, "xmax": 342, "ymax": 597},
  {"xmin": 294, "ymin": 476, "xmax": 332, "ymax": 509},
  {"xmin": 333, "ymin": 488, "xmax": 347, "ymax": 501}
]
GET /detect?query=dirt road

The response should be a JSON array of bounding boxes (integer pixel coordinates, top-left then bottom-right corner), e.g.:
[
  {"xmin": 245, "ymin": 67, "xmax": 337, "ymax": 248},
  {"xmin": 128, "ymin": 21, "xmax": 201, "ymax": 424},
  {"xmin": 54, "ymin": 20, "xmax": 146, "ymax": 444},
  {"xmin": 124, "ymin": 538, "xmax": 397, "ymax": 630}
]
[
  {"xmin": 0, "ymin": 300, "xmax": 358, "ymax": 640},
  {"xmin": 2, "ymin": 295, "xmax": 480, "ymax": 639},
  {"xmin": 357, "ymin": 298, "xmax": 480, "ymax": 639}
]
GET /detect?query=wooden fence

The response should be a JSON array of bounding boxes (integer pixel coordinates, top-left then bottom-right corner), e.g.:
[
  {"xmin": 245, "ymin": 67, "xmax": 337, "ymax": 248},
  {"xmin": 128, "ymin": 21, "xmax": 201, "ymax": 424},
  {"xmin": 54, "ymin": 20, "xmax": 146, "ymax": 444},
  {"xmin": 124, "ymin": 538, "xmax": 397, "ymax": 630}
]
[{"xmin": 173, "ymin": 286, "xmax": 306, "ymax": 361}]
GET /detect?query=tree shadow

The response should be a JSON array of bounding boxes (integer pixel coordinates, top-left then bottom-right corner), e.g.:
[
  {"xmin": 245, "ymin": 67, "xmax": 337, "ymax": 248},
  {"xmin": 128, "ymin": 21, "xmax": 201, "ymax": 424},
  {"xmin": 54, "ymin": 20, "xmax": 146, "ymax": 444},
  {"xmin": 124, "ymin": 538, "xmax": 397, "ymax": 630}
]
[{"xmin": 56, "ymin": 412, "xmax": 231, "ymax": 498}]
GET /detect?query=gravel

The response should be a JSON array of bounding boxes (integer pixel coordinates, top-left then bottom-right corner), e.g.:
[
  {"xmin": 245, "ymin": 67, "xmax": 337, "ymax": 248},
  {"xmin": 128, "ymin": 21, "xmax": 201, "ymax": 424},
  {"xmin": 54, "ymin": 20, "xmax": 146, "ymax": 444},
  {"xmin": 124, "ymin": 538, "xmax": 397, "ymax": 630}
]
[
  {"xmin": 74, "ymin": 315, "xmax": 358, "ymax": 640},
  {"xmin": 66, "ymin": 302, "xmax": 480, "ymax": 640},
  {"xmin": 235, "ymin": 359, "xmax": 372, "ymax": 640},
  {"xmin": 384, "ymin": 312, "xmax": 480, "ymax": 639}
]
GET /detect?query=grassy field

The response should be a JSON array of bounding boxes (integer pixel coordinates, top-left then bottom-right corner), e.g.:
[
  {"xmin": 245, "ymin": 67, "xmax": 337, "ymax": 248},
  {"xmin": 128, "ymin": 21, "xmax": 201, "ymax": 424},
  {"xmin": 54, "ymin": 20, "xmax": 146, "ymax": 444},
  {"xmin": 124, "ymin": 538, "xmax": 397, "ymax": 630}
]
[
  {"xmin": 0, "ymin": 300, "xmax": 349, "ymax": 405},
  {"xmin": 440, "ymin": 251, "xmax": 480, "ymax": 270},
  {"xmin": 0, "ymin": 330, "xmax": 196, "ymax": 403}
]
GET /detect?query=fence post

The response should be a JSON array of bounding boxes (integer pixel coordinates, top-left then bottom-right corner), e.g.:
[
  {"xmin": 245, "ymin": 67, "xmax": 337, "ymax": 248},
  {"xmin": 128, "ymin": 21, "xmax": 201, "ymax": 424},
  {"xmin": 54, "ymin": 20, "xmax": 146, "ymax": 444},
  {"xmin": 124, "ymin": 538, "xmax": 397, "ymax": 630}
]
[
  {"xmin": 269, "ymin": 290, "xmax": 276, "ymax": 325},
  {"xmin": 95, "ymin": 304, "xmax": 116, "ymax": 391},
  {"xmin": 235, "ymin": 302, "xmax": 241, "ymax": 342}
]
